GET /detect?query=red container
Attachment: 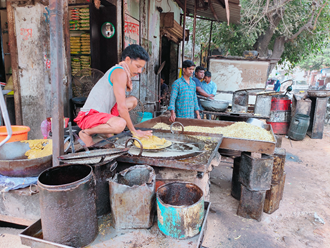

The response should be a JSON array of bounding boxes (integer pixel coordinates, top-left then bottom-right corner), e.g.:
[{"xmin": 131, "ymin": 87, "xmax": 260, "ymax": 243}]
[
  {"xmin": 267, "ymin": 97, "xmax": 292, "ymax": 135},
  {"xmin": 270, "ymin": 98, "xmax": 291, "ymax": 111}
]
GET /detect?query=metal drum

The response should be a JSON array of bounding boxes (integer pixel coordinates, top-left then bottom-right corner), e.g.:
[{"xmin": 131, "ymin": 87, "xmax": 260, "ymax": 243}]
[
  {"xmin": 288, "ymin": 114, "xmax": 310, "ymax": 141},
  {"xmin": 38, "ymin": 164, "xmax": 98, "ymax": 247},
  {"xmin": 266, "ymin": 96, "xmax": 291, "ymax": 134},
  {"xmin": 157, "ymin": 182, "xmax": 204, "ymax": 239}
]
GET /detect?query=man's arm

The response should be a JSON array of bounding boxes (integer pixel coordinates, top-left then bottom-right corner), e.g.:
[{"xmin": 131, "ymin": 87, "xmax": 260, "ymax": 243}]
[
  {"xmin": 193, "ymin": 89, "xmax": 200, "ymax": 119},
  {"xmin": 195, "ymin": 80, "xmax": 214, "ymax": 99},
  {"xmin": 112, "ymin": 69, "xmax": 151, "ymax": 138},
  {"xmin": 168, "ymin": 81, "xmax": 179, "ymax": 122}
]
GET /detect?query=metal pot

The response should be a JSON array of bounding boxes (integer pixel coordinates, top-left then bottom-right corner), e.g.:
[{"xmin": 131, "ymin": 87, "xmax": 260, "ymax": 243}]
[{"xmin": 200, "ymin": 99, "xmax": 229, "ymax": 112}]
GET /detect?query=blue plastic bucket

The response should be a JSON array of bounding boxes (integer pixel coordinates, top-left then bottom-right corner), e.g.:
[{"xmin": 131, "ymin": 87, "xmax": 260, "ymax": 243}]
[{"xmin": 140, "ymin": 112, "xmax": 153, "ymax": 123}]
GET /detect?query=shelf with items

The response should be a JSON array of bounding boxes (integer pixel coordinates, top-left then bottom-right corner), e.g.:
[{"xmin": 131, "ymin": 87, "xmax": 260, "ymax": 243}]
[
  {"xmin": 69, "ymin": 6, "xmax": 90, "ymax": 31},
  {"xmin": 69, "ymin": 5, "xmax": 91, "ymax": 75}
]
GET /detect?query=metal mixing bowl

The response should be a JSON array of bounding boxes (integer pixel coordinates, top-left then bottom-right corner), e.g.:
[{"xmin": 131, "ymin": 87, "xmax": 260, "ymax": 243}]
[{"xmin": 200, "ymin": 99, "xmax": 229, "ymax": 112}]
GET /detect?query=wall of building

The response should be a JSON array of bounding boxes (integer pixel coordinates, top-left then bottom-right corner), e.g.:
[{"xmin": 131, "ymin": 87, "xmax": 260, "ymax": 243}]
[
  {"xmin": 13, "ymin": 2, "xmax": 68, "ymax": 139},
  {"xmin": 137, "ymin": 0, "xmax": 180, "ymax": 113}
]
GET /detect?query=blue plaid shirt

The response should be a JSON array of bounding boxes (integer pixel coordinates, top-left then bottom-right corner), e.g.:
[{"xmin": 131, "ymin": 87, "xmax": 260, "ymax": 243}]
[{"xmin": 168, "ymin": 76, "xmax": 199, "ymax": 118}]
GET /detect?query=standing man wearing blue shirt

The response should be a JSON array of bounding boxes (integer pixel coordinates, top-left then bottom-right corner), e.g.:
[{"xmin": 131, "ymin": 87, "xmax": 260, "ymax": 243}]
[
  {"xmin": 168, "ymin": 60, "xmax": 201, "ymax": 122},
  {"xmin": 201, "ymin": 71, "xmax": 217, "ymax": 96},
  {"xmin": 192, "ymin": 66, "xmax": 214, "ymax": 100}
]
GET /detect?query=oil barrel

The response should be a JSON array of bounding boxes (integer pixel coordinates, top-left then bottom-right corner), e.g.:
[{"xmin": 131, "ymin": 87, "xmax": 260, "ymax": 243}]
[
  {"xmin": 266, "ymin": 96, "xmax": 292, "ymax": 134},
  {"xmin": 288, "ymin": 114, "xmax": 310, "ymax": 141},
  {"xmin": 38, "ymin": 164, "xmax": 98, "ymax": 247},
  {"xmin": 157, "ymin": 182, "xmax": 204, "ymax": 239}
]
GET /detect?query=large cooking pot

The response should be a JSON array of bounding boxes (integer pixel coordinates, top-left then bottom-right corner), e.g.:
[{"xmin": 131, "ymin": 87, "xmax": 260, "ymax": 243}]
[
  {"xmin": 200, "ymin": 99, "xmax": 229, "ymax": 112},
  {"xmin": 0, "ymin": 141, "xmax": 52, "ymax": 177}
]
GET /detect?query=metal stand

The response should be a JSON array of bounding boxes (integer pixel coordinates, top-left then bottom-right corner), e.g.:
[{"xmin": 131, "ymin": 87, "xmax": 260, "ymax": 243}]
[{"xmin": 307, "ymin": 97, "xmax": 328, "ymax": 139}]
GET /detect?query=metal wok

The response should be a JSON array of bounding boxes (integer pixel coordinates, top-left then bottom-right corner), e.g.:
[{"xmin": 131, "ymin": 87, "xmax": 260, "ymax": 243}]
[
  {"xmin": 199, "ymin": 98, "xmax": 229, "ymax": 112},
  {"xmin": 0, "ymin": 141, "xmax": 52, "ymax": 177}
]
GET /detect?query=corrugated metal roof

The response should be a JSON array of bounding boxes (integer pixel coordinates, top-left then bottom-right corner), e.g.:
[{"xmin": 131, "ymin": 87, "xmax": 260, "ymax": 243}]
[{"xmin": 177, "ymin": 0, "xmax": 241, "ymax": 24}]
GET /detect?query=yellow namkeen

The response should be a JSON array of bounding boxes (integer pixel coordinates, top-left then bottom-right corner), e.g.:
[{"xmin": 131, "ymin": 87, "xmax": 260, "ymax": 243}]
[
  {"xmin": 21, "ymin": 139, "xmax": 52, "ymax": 159},
  {"xmin": 152, "ymin": 122, "xmax": 274, "ymax": 142},
  {"xmin": 133, "ymin": 135, "xmax": 171, "ymax": 149}
]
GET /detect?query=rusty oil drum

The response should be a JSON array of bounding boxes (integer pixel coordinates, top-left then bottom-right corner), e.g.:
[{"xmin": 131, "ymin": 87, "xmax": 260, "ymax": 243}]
[
  {"xmin": 156, "ymin": 182, "xmax": 204, "ymax": 239},
  {"xmin": 266, "ymin": 96, "xmax": 292, "ymax": 134},
  {"xmin": 38, "ymin": 164, "xmax": 98, "ymax": 247}
]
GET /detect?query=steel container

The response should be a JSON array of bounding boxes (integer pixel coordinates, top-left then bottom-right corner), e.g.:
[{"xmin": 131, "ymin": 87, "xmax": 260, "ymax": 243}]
[
  {"xmin": 37, "ymin": 164, "xmax": 98, "ymax": 247},
  {"xmin": 254, "ymin": 95, "xmax": 272, "ymax": 117},
  {"xmin": 237, "ymin": 184, "xmax": 266, "ymax": 222},
  {"xmin": 157, "ymin": 182, "xmax": 204, "ymax": 239},
  {"xmin": 239, "ymin": 152, "xmax": 274, "ymax": 191},
  {"xmin": 108, "ymin": 165, "xmax": 156, "ymax": 229},
  {"xmin": 92, "ymin": 160, "xmax": 117, "ymax": 216},
  {"xmin": 232, "ymin": 91, "xmax": 249, "ymax": 113}
]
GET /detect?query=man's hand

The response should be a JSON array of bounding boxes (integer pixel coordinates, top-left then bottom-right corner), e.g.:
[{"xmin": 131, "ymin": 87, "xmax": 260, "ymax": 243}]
[
  {"xmin": 196, "ymin": 111, "xmax": 201, "ymax": 119},
  {"xmin": 209, "ymin": 96, "xmax": 214, "ymax": 100},
  {"xmin": 169, "ymin": 112, "xmax": 176, "ymax": 122},
  {"xmin": 132, "ymin": 129, "xmax": 153, "ymax": 139}
]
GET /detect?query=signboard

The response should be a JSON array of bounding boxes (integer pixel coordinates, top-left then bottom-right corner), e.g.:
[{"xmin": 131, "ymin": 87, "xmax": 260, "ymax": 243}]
[
  {"xmin": 124, "ymin": 14, "xmax": 139, "ymax": 48},
  {"xmin": 124, "ymin": 14, "xmax": 140, "ymax": 80}
]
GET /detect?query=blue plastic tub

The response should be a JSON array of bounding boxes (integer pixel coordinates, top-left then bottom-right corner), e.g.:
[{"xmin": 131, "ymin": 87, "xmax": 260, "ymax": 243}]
[{"xmin": 138, "ymin": 112, "xmax": 153, "ymax": 123}]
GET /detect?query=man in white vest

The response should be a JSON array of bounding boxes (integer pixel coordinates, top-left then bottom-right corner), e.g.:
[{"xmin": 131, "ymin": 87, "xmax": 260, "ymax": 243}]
[{"xmin": 74, "ymin": 45, "xmax": 152, "ymax": 146}]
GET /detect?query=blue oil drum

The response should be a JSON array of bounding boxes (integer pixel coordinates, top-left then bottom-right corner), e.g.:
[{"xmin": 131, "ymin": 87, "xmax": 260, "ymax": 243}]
[
  {"xmin": 288, "ymin": 114, "xmax": 310, "ymax": 141},
  {"xmin": 156, "ymin": 182, "xmax": 204, "ymax": 239}
]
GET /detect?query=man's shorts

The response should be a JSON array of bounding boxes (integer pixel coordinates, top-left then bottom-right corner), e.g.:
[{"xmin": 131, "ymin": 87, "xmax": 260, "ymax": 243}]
[{"xmin": 74, "ymin": 103, "xmax": 119, "ymax": 130}]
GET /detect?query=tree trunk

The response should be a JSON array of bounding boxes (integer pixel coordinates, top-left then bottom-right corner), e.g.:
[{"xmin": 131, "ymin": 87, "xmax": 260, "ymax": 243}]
[
  {"xmin": 253, "ymin": 14, "xmax": 282, "ymax": 57},
  {"xmin": 267, "ymin": 36, "xmax": 286, "ymax": 77}
]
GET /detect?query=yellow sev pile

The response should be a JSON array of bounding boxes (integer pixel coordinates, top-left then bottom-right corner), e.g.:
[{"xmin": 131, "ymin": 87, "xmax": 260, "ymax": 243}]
[
  {"xmin": 152, "ymin": 122, "xmax": 274, "ymax": 142},
  {"xmin": 21, "ymin": 139, "xmax": 53, "ymax": 159}
]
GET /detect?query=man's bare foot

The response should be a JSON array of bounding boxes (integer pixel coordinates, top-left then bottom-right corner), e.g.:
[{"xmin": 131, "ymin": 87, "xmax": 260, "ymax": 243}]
[
  {"xmin": 105, "ymin": 133, "xmax": 114, "ymax": 138},
  {"xmin": 79, "ymin": 130, "xmax": 94, "ymax": 147}
]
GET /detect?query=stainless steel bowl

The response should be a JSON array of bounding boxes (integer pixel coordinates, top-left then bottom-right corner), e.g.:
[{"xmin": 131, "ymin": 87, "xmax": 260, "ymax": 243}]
[
  {"xmin": 246, "ymin": 118, "xmax": 266, "ymax": 129},
  {"xmin": 200, "ymin": 99, "xmax": 229, "ymax": 112}
]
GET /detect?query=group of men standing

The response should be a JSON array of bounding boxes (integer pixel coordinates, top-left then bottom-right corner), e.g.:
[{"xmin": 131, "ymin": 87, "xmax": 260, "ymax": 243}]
[{"xmin": 168, "ymin": 60, "xmax": 217, "ymax": 122}]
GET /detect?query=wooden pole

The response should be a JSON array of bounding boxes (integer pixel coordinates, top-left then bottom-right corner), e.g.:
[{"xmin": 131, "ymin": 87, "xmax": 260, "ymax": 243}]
[
  {"xmin": 207, "ymin": 21, "xmax": 213, "ymax": 56},
  {"xmin": 182, "ymin": 0, "xmax": 187, "ymax": 65},
  {"xmin": 50, "ymin": 0, "xmax": 65, "ymax": 166},
  {"xmin": 7, "ymin": 1, "xmax": 22, "ymax": 125},
  {"xmin": 207, "ymin": 21, "xmax": 213, "ymax": 68},
  {"xmin": 192, "ymin": 0, "xmax": 197, "ymax": 61}
]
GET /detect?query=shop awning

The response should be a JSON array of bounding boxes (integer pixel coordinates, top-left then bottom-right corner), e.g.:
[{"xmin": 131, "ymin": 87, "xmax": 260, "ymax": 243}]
[{"xmin": 175, "ymin": 0, "xmax": 241, "ymax": 24}]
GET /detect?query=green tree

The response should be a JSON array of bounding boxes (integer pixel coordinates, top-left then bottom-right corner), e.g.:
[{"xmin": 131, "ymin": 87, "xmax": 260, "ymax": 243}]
[
  {"xmin": 297, "ymin": 44, "xmax": 330, "ymax": 70},
  {"xmin": 187, "ymin": 0, "xmax": 330, "ymax": 73}
]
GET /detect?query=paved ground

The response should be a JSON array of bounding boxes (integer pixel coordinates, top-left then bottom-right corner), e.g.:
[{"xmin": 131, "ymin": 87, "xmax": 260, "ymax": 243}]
[{"xmin": 1, "ymin": 126, "xmax": 330, "ymax": 248}]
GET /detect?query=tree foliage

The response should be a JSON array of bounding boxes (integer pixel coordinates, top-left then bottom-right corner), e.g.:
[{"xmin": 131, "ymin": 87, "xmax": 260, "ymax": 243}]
[
  {"xmin": 186, "ymin": 0, "xmax": 330, "ymax": 70},
  {"xmin": 297, "ymin": 43, "xmax": 330, "ymax": 70}
]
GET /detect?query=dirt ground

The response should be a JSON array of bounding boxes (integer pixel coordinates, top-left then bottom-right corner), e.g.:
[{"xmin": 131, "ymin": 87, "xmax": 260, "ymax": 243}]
[
  {"xmin": 202, "ymin": 125, "xmax": 330, "ymax": 248},
  {"xmin": 1, "ymin": 126, "xmax": 330, "ymax": 248}
]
